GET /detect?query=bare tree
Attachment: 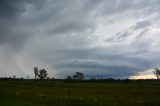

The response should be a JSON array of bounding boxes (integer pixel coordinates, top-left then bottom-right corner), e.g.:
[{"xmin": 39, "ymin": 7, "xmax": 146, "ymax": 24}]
[
  {"xmin": 153, "ymin": 68, "xmax": 160, "ymax": 79},
  {"xmin": 34, "ymin": 67, "xmax": 39, "ymax": 79}
]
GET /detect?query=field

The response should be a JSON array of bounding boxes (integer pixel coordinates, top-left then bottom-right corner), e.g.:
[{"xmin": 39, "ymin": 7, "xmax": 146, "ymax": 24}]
[{"xmin": 0, "ymin": 80, "xmax": 160, "ymax": 106}]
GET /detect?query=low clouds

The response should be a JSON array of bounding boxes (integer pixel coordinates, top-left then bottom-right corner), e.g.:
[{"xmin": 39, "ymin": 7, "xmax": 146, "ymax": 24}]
[
  {"xmin": 0, "ymin": 0, "xmax": 45, "ymax": 47},
  {"xmin": 0, "ymin": 0, "xmax": 160, "ymax": 78}
]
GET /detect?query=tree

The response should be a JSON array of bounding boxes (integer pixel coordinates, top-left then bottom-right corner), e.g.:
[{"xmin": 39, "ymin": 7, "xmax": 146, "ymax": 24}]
[
  {"xmin": 72, "ymin": 72, "xmax": 84, "ymax": 80},
  {"xmin": 38, "ymin": 69, "xmax": 48, "ymax": 80},
  {"xmin": 34, "ymin": 67, "xmax": 39, "ymax": 79},
  {"xmin": 153, "ymin": 68, "xmax": 160, "ymax": 79},
  {"xmin": 13, "ymin": 75, "xmax": 16, "ymax": 79},
  {"xmin": 27, "ymin": 76, "xmax": 30, "ymax": 79},
  {"xmin": 33, "ymin": 67, "xmax": 48, "ymax": 80},
  {"xmin": 66, "ymin": 76, "xmax": 72, "ymax": 80}
]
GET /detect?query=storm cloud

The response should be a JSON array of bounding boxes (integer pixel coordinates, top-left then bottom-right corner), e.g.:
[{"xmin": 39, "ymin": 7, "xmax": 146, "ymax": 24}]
[{"xmin": 0, "ymin": 0, "xmax": 160, "ymax": 78}]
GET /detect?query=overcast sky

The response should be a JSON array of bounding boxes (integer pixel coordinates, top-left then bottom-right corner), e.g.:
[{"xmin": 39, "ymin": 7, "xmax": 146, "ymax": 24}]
[{"xmin": 0, "ymin": 0, "xmax": 160, "ymax": 79}]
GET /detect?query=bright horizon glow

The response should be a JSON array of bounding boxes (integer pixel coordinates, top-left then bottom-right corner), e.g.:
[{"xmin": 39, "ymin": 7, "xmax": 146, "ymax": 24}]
[{"xmin": 129, "ymin": 69, "xmax": 157, "ymax": 79}]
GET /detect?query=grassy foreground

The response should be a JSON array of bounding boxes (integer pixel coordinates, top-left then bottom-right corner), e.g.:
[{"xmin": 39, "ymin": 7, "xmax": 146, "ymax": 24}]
[{"xmin": 0, "ymin": 80, "xmax": 160, "ymax": 106}]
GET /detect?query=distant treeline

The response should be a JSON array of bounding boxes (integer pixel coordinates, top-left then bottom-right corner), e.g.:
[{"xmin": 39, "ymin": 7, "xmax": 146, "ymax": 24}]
[
  {"xmin": 64, "ymin": 78, "xmax": 160, "ymax": 83},
  {"xmin": 0, "ymin": 77, "xmax": 160, "ymax": 83},
  {"xmin": 0, "ymin": 67, "xmax": 159, "ymax": 83}
]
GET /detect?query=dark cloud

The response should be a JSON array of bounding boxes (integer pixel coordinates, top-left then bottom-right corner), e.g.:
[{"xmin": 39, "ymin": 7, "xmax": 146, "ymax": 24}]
[
  {"xmin": 0, "ymin": 0, "xmax": 24, "ymax": 18},
  {"xmin": 0, "ymin": 0, "xmax": 45, "ymax": 47},
  {"xmin": 0, "ymin": 0, "xmax": 160, "ymax": 78}
]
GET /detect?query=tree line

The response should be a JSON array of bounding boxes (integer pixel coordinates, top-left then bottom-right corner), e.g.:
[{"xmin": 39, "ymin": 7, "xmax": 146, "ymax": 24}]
[
  {"xmin": 33, "ymin": 67, "xmax": 84, "ymax": 80},
  {"xmin": 0, "ymin": 67, "xmax": 160, "ymax": 80},
  {"xmin": 33, "ymin": 67, "xmax": 160, "ymax": 80}
]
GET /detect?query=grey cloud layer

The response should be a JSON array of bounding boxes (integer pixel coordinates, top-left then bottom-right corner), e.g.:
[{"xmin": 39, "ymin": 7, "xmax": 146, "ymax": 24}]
[{"xmin": 0, "ymin": 0, "xmax": 160, "ymax": 78}]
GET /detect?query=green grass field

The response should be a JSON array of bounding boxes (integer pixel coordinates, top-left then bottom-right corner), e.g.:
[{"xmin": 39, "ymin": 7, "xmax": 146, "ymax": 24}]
[{"xmin": 0, "ymin": 80, "xmax": 160, "ymax": 106}]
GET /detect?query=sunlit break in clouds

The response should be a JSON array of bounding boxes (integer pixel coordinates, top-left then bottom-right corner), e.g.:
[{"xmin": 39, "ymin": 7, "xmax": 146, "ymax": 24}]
[{"xmin": 0, "ymin": 0, "xmax": 160, "ymax": 79}]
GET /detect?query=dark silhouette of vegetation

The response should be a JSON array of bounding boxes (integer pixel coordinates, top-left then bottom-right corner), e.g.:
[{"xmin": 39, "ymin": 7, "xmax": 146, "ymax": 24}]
[
  {"xmin": 27, "ymin": 76, "xmax": 30, "ymax": 79},
  {"xmin": 38, "ymin": 69, "xmax": 48, "ymax": 79},
  {"xmin": 33, "ymin": 67, "xmax": 48, "ymax": 80},
  {"xmin": 1, "ymin": 68, "xmax": 160, "ymax": 83},
  {"xmin": 153, "ymin": 68, "xmax": 160, "ymax": 79},
  {"xmin": 51, "ymin": 77, "xmax": 55, "ymax": 81},
  {"xmin": 34, "ymin": 67, "xmax": 39, "ymax": 79},
  {"xmin": 66, "ymin": 76, "xmax": 72, "ymax": 80},
  {"xmin": 13, "ymin": 75, "xmax": 16, "ymax": 79},
  {"xmin": 72, "ymin": 72, "xmax": 84, "ymax": 80},
  {"xmin": 64, "ymin": 77, "xmax": 160, "ymax": 83}
]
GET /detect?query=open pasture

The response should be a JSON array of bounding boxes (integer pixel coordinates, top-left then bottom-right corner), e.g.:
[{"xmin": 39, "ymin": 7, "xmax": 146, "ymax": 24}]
[{"xmin": 0, "ymin": 80, "xmax": 160, "ymax": 106}]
